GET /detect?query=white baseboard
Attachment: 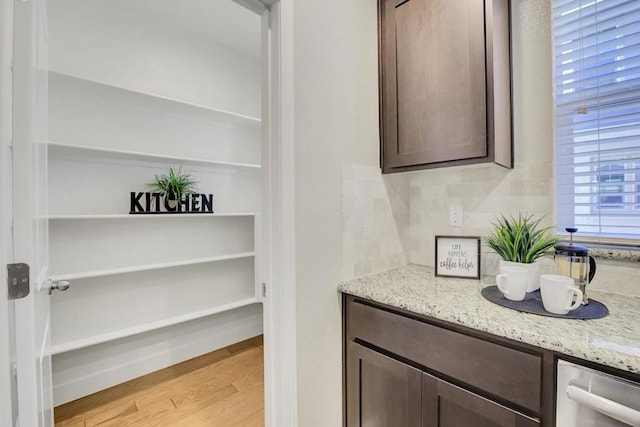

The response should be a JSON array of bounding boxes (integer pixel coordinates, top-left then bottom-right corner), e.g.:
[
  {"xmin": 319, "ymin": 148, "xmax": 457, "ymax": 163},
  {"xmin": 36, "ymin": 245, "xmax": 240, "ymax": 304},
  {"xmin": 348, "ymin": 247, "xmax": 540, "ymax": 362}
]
[{"xmin": 52, "ymin": 303, "xmax": 263, "ymax": 406}]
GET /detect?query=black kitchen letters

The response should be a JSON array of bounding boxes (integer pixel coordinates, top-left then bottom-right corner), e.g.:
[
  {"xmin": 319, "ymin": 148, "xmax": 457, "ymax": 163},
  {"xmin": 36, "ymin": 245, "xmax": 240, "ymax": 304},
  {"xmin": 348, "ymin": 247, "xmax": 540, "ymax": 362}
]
[{"xmin": 130, "ymin": 192, "xmax": 214, "ymax": 214}]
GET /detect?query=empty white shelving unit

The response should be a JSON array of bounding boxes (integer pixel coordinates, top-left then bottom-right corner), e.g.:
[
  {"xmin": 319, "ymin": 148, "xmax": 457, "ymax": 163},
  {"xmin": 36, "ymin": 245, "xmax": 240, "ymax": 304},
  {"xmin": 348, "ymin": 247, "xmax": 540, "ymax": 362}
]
[{"xmin": 47, "ymin": 0, "xmax": 263, "ymax": 405}]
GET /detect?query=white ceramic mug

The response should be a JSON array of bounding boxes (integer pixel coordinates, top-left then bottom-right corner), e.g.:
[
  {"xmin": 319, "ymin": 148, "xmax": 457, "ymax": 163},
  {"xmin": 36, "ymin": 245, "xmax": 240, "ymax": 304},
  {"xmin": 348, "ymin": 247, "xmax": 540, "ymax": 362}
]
[
  {"xmin": 496, "ymin": 266, "xmax": 529, "ymax": 301},
  {"xmin": 540, "ymin": 274, "xmax": 583, "ymax": 315}
]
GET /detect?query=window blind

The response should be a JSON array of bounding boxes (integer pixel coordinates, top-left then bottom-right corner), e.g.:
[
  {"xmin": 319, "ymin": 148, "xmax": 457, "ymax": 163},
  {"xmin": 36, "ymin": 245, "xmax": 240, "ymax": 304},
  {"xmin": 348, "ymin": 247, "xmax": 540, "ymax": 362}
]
[{"xmin": 552, "ymin": 0, "xmax": 640, "ymax": 242}]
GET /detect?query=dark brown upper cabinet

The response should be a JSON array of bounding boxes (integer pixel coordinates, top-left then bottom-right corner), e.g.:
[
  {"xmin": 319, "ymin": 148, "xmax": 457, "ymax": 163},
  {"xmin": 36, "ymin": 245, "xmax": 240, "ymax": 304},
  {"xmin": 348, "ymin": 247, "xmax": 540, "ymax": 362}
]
[{"xmin": 379, "ymin": 0, "xmax": 513, "ymax": 173}]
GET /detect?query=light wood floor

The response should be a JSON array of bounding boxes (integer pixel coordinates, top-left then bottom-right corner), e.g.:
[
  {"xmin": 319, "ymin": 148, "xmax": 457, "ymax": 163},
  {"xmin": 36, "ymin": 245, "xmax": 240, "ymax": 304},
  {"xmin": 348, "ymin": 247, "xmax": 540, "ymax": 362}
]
[{"xmin": 54, "ymin": 336, "xmax": 264, "ymax": 427}]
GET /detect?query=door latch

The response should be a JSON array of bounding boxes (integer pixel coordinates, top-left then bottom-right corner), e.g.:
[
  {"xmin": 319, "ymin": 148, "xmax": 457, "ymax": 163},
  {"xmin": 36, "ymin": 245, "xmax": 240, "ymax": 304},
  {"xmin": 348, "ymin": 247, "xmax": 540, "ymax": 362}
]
[
  {"xmin": 7, "ymin": 263, "xmax": 30, "ymax": 300},
  {"xmin": 49, "ymin": 280, "xmax": 71, "ymax": 294}
]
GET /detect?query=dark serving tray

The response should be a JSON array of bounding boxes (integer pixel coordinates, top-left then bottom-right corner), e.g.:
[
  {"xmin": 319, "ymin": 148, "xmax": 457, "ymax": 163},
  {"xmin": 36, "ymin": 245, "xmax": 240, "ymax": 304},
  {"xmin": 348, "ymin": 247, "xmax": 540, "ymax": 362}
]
[{"xmin": 481, "ymin": 286, "xmax": 609, "ymax": 319}]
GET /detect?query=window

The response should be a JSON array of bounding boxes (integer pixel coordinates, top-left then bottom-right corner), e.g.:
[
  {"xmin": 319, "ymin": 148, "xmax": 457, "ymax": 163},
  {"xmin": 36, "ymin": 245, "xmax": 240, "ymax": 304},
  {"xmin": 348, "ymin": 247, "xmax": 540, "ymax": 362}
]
[
  {"xmin": 552, "ymin": 0, "xmax": 640, "ymax": 241},
  {"xmin": 597, "ymin": 163, "xmax": 624, "ymax": 208}
]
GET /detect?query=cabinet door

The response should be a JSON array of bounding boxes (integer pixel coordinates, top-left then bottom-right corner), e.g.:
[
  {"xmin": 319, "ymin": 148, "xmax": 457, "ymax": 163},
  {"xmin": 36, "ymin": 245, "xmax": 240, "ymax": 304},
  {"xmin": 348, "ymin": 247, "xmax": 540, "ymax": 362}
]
[
  {"xmin": 347, "ymin": 342, "xmax": 422, "ymax": 427},
  {"xmin": 422, "ymin": 373, "xmax": 540, "ymax": 427},
  {"xmin": 381, "ymin": 0, "xmax": 488, "ymax": 169}
]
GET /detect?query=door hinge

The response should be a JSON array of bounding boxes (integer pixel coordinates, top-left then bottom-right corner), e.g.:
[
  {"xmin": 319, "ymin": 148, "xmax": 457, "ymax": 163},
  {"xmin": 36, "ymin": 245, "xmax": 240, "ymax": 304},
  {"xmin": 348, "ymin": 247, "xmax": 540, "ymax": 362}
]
[
  {"xmin": 7, "ymin": 263, "xmax": 29, "ymax": 300},
  {"xmin": 262, "ymin": 282, "xmax": 267, "ymax": 298}
]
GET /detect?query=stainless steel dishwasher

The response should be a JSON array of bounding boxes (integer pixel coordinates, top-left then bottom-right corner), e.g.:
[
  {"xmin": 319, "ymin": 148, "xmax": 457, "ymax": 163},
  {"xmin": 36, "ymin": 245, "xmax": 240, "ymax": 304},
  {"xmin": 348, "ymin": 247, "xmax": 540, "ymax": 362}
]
[{"xmin": 557, "ymin": 360, "xmax": 640, "ymax": 426}]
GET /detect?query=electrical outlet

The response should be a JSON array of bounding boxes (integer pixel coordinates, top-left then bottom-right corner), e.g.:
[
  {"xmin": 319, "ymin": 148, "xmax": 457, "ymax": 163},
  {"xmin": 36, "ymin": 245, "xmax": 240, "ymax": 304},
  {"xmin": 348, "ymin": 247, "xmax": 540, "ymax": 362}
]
[{"xmin": 449, "ymin": 206, "xmax": 463, "ymax": 227}]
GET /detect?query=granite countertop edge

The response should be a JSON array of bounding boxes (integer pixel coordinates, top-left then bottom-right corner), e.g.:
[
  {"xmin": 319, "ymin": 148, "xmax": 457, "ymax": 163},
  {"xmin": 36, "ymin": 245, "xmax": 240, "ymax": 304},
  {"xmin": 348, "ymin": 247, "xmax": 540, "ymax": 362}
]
[{"xmin": 338, "ymin": 264, "xmax": 640, "ymax": 375}]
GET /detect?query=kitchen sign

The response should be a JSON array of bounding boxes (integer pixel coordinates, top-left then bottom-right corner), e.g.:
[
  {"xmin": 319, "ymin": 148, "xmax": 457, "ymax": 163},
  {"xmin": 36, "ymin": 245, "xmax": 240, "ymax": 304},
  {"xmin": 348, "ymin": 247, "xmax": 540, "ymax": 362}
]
[
  {"xmin": 435, "ymin": 236, "xmax": 481, "ymax": 279},
  {"xmin": 129, "ymin": 192, "xmax": 214, "ymax": 214}
]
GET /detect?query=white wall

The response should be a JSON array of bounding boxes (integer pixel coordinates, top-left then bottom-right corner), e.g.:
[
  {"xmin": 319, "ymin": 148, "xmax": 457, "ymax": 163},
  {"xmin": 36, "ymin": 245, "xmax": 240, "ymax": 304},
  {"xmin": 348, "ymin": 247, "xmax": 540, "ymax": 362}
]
[
  {"xmin": 294, "ymin": 0, "xmax": 381, "ymax": 425},
  {"xmin": 48, "ymin": 0, "xmax": 261, "ymax": 118}
]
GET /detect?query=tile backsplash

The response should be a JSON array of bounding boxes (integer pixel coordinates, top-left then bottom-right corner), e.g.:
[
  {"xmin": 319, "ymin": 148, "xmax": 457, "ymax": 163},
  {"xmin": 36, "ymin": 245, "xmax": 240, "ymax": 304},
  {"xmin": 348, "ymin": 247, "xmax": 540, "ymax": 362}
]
[
  {"xmin": 588, "ymin": 259, "xmax": 640, "ymax": 297},
  {"xmin": 341, "ymin": 163, "xmax": 408, "ymax": 281},
  {"xmin": 405, "ymin": 159, "xmax": 554, "ymax": 276},
  {"xmin": 341, "ymin": 161, "xmax": 639, "ymax": 297}
]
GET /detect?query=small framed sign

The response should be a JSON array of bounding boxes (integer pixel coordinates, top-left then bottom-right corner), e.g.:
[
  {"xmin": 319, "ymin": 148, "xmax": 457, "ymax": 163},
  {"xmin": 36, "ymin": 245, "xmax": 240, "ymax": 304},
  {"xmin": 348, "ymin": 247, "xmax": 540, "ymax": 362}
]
[{"xmin": 435, "ymin": 236, "xmax": 481, "ymax": 279}]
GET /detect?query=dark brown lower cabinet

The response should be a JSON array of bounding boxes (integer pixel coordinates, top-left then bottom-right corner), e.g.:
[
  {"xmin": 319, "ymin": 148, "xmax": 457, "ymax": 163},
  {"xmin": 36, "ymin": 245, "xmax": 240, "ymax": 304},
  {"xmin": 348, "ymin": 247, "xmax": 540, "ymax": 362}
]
[
  {"xmin": 344, "ymin": 295, "xmax": 553, "ymax": 426},
  {"xmin": 422, "ymin": 373, "xmax": 539, "ymax": 427},
  {"xmin": 347, "ymin": 342, "xmax": 422, "ymax": 426},
  {"xmin": 347, "ymin": 341, "xmax": 539, "ymax": 427}
]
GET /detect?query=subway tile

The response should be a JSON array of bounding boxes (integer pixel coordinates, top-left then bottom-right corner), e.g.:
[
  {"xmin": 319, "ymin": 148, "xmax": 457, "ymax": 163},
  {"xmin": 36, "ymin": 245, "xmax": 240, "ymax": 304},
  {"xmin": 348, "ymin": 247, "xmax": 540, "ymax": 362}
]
[
  {"xmin": 410, "ymin": 183, "xmax": 448, "ymax": 199},
  {"xmin": 373, "ymin": 198, "xmax": 390, "ymax": 214},
  {"xmin": 510, "ymin": 179, "xmax": 551, "ymax": 197},
  {"xmin": 342, "ymin": 197, "xmax": 375, "ymax": 214},
  {"xmin": 461, "ymin": 165, "xmax": 494, "ymax": 182},
  {"xmin": 341, "ymin": 179, "xmax": 361, "ymax": 197},
  {"xmin": 342, "ymin": 263, "xmax": 355, "ymax": 282},
  {"xmin": 342, "ymin": 213, "xmax": 364, "ymax": 232},
  {"xmin": 446, "ymin": 182, "xmax": 497, "ymax": 198},
  {"xmin": 523, "ymin": 160, "xmax": 553, "ymax": 180},
  {"xmin": 352, "ymin": 164, "xmax": 383, "ymax": 182},
  {"xmin": 354, "ymin": 259, "xmax": 373, "ymax": 277}
]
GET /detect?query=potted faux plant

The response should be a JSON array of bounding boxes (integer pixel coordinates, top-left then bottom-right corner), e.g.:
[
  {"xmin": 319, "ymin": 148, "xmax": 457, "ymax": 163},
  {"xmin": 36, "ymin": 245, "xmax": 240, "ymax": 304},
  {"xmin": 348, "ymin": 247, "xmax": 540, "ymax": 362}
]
[
  {"xmin": 484, "ymin": 213, "xmax": 559, "ymax": 292},
  {"xmin": 148, "ymin": 166, "xmax": 198, "ymax": 210}
]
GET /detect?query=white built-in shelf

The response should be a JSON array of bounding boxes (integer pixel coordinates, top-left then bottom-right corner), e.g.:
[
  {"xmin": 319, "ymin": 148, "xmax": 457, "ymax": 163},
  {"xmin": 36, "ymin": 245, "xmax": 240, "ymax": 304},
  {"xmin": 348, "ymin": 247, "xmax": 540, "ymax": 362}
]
[
  {"xmin": 48, "ymin": 142, "xmax": 262, "ymax": 170},
  {"xmin": 50, "ymin": 297, "xmax": 259, "ymax": 355},
  {"xmin": 49, "ymin": 71, "xmax": 261, "ymax": 126},
  {"xmin": 49, "ymin": 252, "xmax": 255, "ymax": 281},
  {"xmin": 48, "ymin": 213, "xmax": 257, "ymax": 220}
]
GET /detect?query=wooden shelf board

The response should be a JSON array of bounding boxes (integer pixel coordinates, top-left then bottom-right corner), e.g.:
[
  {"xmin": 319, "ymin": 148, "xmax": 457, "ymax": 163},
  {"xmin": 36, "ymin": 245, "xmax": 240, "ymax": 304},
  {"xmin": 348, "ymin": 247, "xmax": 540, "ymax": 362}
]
[
  {"xmin": 48, "ymin": 142, "xmax": 262, "ymax": 170},
  {"xmin": 49, "ymin": 71, "xmax": 261, "ymax": 125},
  {"xmin": 50, "ymin": 297, "xmax": 259, "ymax": 355},
  {"xmin": 48, "ymin": 213, "xmax": 257, "ymax": 220},
  {"xmin": 49, "ymin": 252, "xmax": 256, "ymax": 281}
]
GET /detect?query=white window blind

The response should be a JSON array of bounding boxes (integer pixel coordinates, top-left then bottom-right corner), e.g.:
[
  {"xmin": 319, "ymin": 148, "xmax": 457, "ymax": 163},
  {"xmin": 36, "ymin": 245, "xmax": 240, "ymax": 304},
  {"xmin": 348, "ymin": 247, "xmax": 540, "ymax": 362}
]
[{"xmin": 552, "ymin": 0, "xmax": 640, "ymax": 242}]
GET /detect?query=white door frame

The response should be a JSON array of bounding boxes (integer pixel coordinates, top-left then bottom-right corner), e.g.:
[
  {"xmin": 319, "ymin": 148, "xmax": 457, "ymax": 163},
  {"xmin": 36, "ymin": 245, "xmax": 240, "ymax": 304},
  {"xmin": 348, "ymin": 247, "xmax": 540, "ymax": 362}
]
[
  {"xmin": 228, "ymin": 1, "xmax": 298, "ymax": 425},
  {"xmin": 257, "ymin": 0, "xmax": 298, "ymax": 426}
]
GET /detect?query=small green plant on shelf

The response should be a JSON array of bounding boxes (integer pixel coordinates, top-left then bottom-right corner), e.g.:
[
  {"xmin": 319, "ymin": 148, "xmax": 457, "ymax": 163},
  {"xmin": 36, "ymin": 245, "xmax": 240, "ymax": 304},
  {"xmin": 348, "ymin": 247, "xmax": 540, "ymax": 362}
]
[
  {"xmin": 484, "ymin": 213, "xmax": 559, "ymax": 264},
  {"xmin": 147, "ymin": 166, "xmax": 198, "ymax": 207}
]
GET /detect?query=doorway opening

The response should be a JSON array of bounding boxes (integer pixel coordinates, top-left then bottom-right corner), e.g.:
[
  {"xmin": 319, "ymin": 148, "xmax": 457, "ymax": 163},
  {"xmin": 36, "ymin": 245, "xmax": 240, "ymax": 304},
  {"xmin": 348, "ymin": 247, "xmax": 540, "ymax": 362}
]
[{"xmin": 46, "ymin": 0, "xmax": 266, "ymax": 424}]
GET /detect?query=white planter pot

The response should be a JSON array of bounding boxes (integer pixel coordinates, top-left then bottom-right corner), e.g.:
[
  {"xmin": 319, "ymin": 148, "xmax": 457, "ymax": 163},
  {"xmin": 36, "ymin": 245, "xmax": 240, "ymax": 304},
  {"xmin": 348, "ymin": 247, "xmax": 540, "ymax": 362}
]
[{"xmin": 499, "ymin": 260, "xmax": 540, "ymax": 292}]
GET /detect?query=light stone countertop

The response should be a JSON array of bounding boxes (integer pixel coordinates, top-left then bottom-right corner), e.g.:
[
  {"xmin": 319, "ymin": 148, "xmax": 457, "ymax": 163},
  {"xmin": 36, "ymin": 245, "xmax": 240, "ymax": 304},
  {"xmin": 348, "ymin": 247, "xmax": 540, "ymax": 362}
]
[{"xmin": 338, "ymin": 264, "xmax": 640, "ymax": 375}]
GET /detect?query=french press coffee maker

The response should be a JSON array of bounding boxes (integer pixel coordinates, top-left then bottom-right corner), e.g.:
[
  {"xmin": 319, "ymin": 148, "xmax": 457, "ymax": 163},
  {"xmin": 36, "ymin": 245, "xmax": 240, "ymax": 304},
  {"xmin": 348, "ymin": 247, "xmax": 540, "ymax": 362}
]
[{"xmin": 554, "ymin": 228, "xmax": 596, "ymax": 305}]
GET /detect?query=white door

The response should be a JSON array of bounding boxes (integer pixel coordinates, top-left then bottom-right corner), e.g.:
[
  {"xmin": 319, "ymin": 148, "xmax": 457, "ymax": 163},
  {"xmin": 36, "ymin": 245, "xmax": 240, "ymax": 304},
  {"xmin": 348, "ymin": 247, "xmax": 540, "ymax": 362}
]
[
  {"xmin": 0, "ymin": 0, "xmax": 18, "ymax": 426},
  {"xmin": 8, "ymin": 0, "xmax": 53, "ymax": 425},
  {"xmin": 1, "ymin": 2, "xmax": 19, "ymax": 425}
]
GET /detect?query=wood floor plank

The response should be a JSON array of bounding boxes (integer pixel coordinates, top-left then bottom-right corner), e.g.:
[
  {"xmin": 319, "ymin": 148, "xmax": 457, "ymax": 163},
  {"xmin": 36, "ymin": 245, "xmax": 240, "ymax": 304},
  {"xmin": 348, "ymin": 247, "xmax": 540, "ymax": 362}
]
[
  {"xmin": 232, "ymin": 360, "xmax": 264, "ymax": 392},
  {"xmin": 171, "ymin": 384, "xmax": 239, "ymax": 410},
  {"xmin": 229, "ymin": 408, "xmax": 265, "ymax": 427},
  {"xmin": 55, "ymin": 419, "xmax": 85, "ymax": 427},
  {"xmin": 55, "ymin": 336, "xmax": 264, "ymax": 427},
  {"xmin": 125, "ymin": 350, "xmax": 263, "ymax": 427},
  {"xmin": 54, "ymin": 346, "xmax": 233, "ymax": 421},
  {"xmin": 171, "ymin": 382, "xmax": 264, "ymax": 427},
  {"xmin": 84, "ymin": 401, "xmax": 138, "ymax": 427}
]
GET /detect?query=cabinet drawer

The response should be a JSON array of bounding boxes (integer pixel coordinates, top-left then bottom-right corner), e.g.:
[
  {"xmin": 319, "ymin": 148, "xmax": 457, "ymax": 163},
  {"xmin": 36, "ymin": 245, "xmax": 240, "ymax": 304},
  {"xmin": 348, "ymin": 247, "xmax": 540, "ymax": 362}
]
[{"xmin": 348, "ymin": 300, "xmax": 542, "ymax": 413}]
